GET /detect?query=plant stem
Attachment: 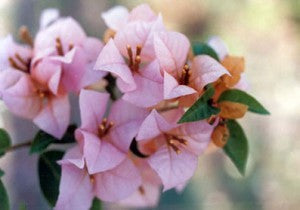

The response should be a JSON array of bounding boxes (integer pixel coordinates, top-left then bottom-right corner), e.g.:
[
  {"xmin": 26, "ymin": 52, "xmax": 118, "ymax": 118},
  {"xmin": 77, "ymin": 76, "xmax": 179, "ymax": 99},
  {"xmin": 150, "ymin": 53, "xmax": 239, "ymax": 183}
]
[{"xmin": 6, "ymin": 140, "xmax": 32, "ymax": 153}]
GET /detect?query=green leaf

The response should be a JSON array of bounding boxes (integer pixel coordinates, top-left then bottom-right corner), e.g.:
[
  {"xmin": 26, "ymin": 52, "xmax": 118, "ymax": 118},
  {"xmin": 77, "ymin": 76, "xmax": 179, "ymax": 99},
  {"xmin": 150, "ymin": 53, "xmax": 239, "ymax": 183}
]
[
  {"xmin": 218, "ymin": 89, "xmax": 270, "ymax": 115},
  {"xmin": 0, "ymin": 168, "xmax": 4, "ymax": 177},
  {"xmin": 0, "ymin": 129, "xmax": 11, "ymax": 157},
  {"xmin": 178, "ymin": 86, "xmax": 220, "ymax": 123},
  {"xmin": 30, "ymin": 125, "xmax": 77, "ymax": 154},
  {"xmin": 90, "ymin": 198, "xmax": 102, "ymax": 210},
  {"xmin": 0, "ymin": 179, "xmax": 10, "ymax": 210},
  {"xmin": 30, "ymin": 131, "xmax": 57, "ymax": 154},
  {"xmin": 192, "ymin": 42, "xmax": 219, "ymax": 61},
  {"xmin": 38, "ymin": 150, "xmax": 64, "ymax": 207},
  {"xmin": 223, "ymin": 120, "xmax": 248, "ymax": 175}
]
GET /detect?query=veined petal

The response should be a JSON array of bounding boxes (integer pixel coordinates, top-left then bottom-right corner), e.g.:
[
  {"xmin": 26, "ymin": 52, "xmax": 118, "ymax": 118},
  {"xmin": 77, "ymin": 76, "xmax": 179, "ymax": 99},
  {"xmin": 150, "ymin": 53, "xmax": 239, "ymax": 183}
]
[
  {"xmin": 192, "ymin": 55, "xmax": 229, "ymax": 90},
  {"xmin": 94, "ymin": 39, "xmax": 135, "ymax": 91},
  {"xmin": 163, "ymin": 71, "xmax": 196, "ymax": 100},
  {"xmin": 54, "ymin": 164, "xmax": 93, "ymax": 210},
  {"xmin": 76, "ymin": 129, "xmax": 125, "ymax": 174},
  {"xmin": 108, "ymin": 99, "xmax": 149, "ymax": 151},
  {"xmin": 33, "ymin": 94, "xmax": 70, "ymax": 139},
  {"xmin": 128, "ymin": 4, "xmax": 157, "ymax": 22},
  {"xmin": 94, "ymin": 158, "xmax": 141, "ymax": 202},
  {"xmin": 147, "ymin": 145, "xmax": 198, "ymax": 191},
  {"xmin": 79, "ymin": 89, "xmax": 109, "ymax": 133},
  {"xmin": 154, "ymin": 31, "xmax": 190, "ymax": 73},
  {"xmin": 58, "ymin": 146, "xmax": 85, "ymax": 169},
  {"xmin": 123, "ymin": 74, "xmax": 163, "ymax": 108}
]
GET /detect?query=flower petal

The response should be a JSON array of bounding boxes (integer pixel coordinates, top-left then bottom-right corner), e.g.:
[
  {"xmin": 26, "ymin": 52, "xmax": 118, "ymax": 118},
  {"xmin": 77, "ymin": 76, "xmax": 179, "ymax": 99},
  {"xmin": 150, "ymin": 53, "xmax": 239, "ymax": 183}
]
[
  {"xmin": 58, "ymin": 146, "xmax": 85, "ymax": 169},
  {"xmin": 123, "ymin": 74, "xmax": 164, "ymax": 108},
  {"xmin": 108, "ymin": 99, "xmax": 149, "ymax": 151},
  {"xmin": 128, "ymin": 4, "xmax": 157, "ymax": 22},
  {"xmin": 147, "ymin": 145, "xmax": 198, "ymax": 191},
  {"xmin": 192, "ymin": 55, "xmax": 229, "ymax": 90},
  {"xmin": 101, "ymin": 6, "xmax": 129, "ymax": 31},
  {"xmin": 94, "ymin": 39, "xmax": 135, "ymax": 91},
  {"xmin": 154, "ymin": 31, "xmax": 190, "ymax": 73},
  {"xmin": 39, "ymin": 8, "xmax": 60, "ymax": 29},
  {"xmin": 76, "ymin": 129, "xmax": 125, "ymax": 174},
  {"xmin": 33, "ymin": 95, "xmax": 70, "ymax": 139},
  {"xmin": 94, "ymin": 158, "xmax": 141, "ymax": 202},
  {"xmin": 79, "ymin": 89, "xmax": 109, "ymax": 133},
  {"xmin": 207, "ymin": 36, "xmax": 228, "ymax": 61},
  {"xmin": 54, "ymin": 164, "xmax": 93, "ymax": 210},
  {"xmin": 163, "ymin": 71, "xmax": 196, "ymax": 100}
]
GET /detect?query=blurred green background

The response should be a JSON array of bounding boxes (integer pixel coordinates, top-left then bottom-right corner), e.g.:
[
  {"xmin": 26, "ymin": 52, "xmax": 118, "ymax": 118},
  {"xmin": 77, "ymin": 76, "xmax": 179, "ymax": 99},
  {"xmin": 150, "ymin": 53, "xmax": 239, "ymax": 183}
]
[{"xmin": 0, "ymin": 0, "xmax": 299, "ymax": 209}]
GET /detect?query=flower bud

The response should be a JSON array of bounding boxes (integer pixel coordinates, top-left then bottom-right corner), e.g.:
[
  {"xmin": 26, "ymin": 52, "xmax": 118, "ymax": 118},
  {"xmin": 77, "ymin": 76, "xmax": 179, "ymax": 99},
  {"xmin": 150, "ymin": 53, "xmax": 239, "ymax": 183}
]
[{"xmin": 211, "ymin": 124, "xmax": 229, "ymax": 147}]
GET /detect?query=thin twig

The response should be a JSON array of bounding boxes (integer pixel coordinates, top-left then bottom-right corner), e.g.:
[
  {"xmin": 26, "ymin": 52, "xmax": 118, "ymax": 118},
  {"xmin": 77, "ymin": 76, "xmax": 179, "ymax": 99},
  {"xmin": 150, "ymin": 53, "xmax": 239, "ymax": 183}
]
[{"xmin": 5, "ymin": 140, "xmax": 32, "ymax": 153}]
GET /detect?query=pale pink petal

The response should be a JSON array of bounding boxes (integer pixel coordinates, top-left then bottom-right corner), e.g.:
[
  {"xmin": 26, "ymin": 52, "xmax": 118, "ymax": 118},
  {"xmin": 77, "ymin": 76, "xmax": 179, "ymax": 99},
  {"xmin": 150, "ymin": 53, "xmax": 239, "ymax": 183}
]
[
  {"xmin": 123, "ymin": 74, "xmax": 163, "ymax": 108},
  {"xmin": 33, "ymin": 95, "xmax": 70, "ymax": 139},
  {"xmin": 0, "ymin": 69, "xmax": 26, "ymax": 97},
  {"xmin": 128, "ymin": 4, "xmax": 157, "ymax": 22},
  {"xmin": 0, "ymin": 35, "xmax": 32, "ymax": 70},
  {"xmin": 207, "ymin": 36, "xmax": 228, "ymax": 61},
  {"xmin": 114, "ymin": 21, "xmax": 157, "ymax": 62},
  {"xmin": 136, "ymin": 110, "xmax": 175, "ymax": 141},
  {"xmin": 140, "ymin": 59, "xmax": 163, "ymax": 83},
  {"xmin": 175, "ymin": 182, "xmax": 188, "ymax": 193},
  {"xmin": 94, "ymin": 158, "xmax": 141, "ymax": 202},
  {"xmin": 39, "ymin": 8, "xmax": 60, "ymax": 29},
  {"xmin": 79, "ymin": 62, "xmax": 107, "ymax": 88},
  {"xmin": 79, "ymin": 89, "xmax": 109, "ymax": 133},
  {"xmin": 2, "ymin": 73, "xmax": 41, "ymax": 119},
  {"xmin": 192, "ymin": 55, "xmax": 230, "ymax": 90},
  {"xmin": 58, "ymin": 146, "xmax": 85, "ymax": 169},
  {"xmin": 82, "ymin": 37, "xmax": 103, "ymax": 62},
  {"xmin": 94, "ymin": 39, "xmax": 136, "ymax": 91},
  {"xmin": 154, "ymin": 31, "xmax": 190, "ymax": 73},
  {"xmin": 31, "ymin": 58, "xmax": 62, "ymax": 94},
  {"xmin": 61, "ymin": 49, "xmax": 88, "ymax": 92},
  {"xmin": 101, "ymin": 6, "xmax": 129, "ymax": 31},
  {"xmin": 108, "ymin": 99, "xmax": 149, "ymax": 151},
  {"xmin": 172, "ymin": 120, "xmax": 214, "ymax": 155},
  {"xmin": 147, "ymin": 145, "xmax": 198, "ymax": 191},
  {"xmin": 35, "ymin": 17, "xmax": 87, "ymax": 53},
  {"xmin": 75, "ymin": 129, "xmax": 125, "ymax": 174},
  {"xmin": 50, "ymin": 47, "xmax": 77, "ymax": 64},
  {"xmin": 54, "ymin": 164, "xmax": 93, "ymax": 210},
  {"xmin": 234, "ymin": 73, "xmax": 250, "ymax": 91},
  {"xmin": 164, "ymin": 71, "xmax": 196, "ymax": 100}
]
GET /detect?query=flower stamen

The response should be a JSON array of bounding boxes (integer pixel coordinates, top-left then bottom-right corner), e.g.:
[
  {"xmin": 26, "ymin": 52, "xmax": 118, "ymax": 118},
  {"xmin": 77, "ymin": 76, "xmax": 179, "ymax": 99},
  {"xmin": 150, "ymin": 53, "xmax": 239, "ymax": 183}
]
[
  {"xmin": 55, "ymin": 37, "xmax": 64, "ymax": 56},
  {"xmin": 180, "ymin": 64, "xmax": 191, "ymax": 85},
  {"xmin": 138, "ymin": 186, "xmax": 145, "ymax": 195},
  {"xmin": 126, "ymin": 44, "xmax": 142, "ymax": 72},
  {"xmin": 19, "ymin": 26, "xmax": 33, "ymax": 47},
  {"xmin": 98, "ymin": 118, "xmax": 114, "ymax": 138},
  {"xmin": 165, "ymin": 134, "xmax": 188, "ymax": 154}
]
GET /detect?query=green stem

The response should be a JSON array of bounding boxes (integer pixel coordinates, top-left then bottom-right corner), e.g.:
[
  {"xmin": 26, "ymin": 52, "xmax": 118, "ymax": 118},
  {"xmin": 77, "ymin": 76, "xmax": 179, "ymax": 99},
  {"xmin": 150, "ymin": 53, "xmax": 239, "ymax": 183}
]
[{"xmin": 6, "ymin": 140, "xmax": 32, "ymax": 153}]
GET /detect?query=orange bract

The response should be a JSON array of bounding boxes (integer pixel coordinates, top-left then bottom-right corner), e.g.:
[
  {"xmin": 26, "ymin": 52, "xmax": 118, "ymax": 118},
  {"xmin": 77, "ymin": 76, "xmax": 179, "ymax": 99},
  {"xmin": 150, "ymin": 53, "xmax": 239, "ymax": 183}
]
[
  {"xmin": 211, "ymin": 124, "xmax": 229, "ymax": 148},
  {"xmin": 219, "ymin": 101, "xmax": 248, "ymax": 119},
  {"xmin": 221, "ymin": 55, "xmax": 245, "ymax": 88}
]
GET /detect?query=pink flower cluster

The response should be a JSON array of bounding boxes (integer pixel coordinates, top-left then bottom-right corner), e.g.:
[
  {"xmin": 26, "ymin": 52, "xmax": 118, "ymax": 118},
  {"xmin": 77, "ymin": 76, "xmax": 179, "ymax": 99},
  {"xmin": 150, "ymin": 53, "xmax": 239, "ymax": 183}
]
[{"xmin": 0, "ymin": 4, "xmax": 249, "ymax": 210}]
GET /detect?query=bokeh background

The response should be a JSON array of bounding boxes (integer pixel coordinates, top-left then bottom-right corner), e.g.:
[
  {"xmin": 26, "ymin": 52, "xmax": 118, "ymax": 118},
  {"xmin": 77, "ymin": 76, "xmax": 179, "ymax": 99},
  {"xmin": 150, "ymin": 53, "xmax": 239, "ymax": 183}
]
[{"xmin": 0, "ymin": 0, "xmax": 299, "ymax": 209}]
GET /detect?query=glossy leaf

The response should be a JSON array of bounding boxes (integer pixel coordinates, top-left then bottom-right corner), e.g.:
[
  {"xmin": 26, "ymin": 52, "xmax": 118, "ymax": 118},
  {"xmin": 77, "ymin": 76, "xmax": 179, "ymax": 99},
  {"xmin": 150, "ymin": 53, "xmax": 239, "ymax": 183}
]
[
  {"xmin": 178, "ymin": 86, "xmax": 220, "ymax": 123},
  {"xmin": 223, "ymin": 120, "xmax": 248, "ymax": 175},
  {"xmin": 30, "ymin": 125, "xmax": 77, "ymax": 154},
  {"xmin": 38, "ymin": 150, "xmax": 64, "ymax": 206},
  {"xmin": 0, "ymin": 129, "xmax": 11, "ymax": 157},
  {"xmin": 192, "ymin": 42, "xmax": 219, "ymax": 61},
  {"xmin": 90, "ymin": 198, "xmax": 102, "ymax": 210},
  {"xmin": 218, "ymin": 89, "xmax": 270, "ymax": 115},
  {"xmin": 0, "ymin": 179, "xmax": 10, "ymax": 210}
]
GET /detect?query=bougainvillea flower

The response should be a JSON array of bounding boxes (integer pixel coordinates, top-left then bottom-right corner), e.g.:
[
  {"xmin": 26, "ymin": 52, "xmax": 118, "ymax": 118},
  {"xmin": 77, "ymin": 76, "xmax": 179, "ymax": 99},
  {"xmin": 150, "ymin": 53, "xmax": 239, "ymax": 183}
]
[
  {"xmin": 119, "ymin": 158, "xmax": 162, "ymax": 208},
  {"xmin": 75, "ymin": 89, "xmax": 149, "ymax": 174},
  {"xmin": 154, "ymin": 31, "xmax": 229, "ymax": 102},
  {"xmin": 33, "ymin": 16, "xmax": 105, "ymax": 92},
  {"xmin": 55, "ymin": 146, "xmax": 142, "ymax": 210},
  {"xmin": 0, "ymin": 67, "xmax": 70, "ymax": 138},
  {"xmin": 136, "ymin": 109, "xmax": 214, "ymax": 191},
  {"xmin": 102, "ymin": 4, "xmax": 158, "ymax": 32}
]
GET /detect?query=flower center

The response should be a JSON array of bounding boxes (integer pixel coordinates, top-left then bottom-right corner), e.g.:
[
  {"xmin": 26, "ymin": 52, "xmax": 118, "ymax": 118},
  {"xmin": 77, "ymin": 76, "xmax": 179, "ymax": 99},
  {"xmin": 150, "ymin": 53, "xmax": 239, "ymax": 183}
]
[
  {"xmin": 98, "ymin": 118, "xmax": 114, "ymax": 138},
  {"xmin": 164, "ymin": 134, "xmax": 188, "ymax": 154},
  {"xmin": 8, "ymin": 53, "xmax": 31, "ymax": 73},
  {"xmin": 55, "ymin": 37, "xmax": 74, "ymax": 56},
  {"xmin": 126, "ymin": 44, "xmax": 142, "ymax": 72},
  {"xmin": 138, "ymin": 186, "xmax": 145, "ymax": 195},
  {"xmin": 179, "ymin": 64, "xmax": 191, "ymax": 85},
  {"xmin": 19, "ymin": 26, "xmax": 33, "ymax": 47}
]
